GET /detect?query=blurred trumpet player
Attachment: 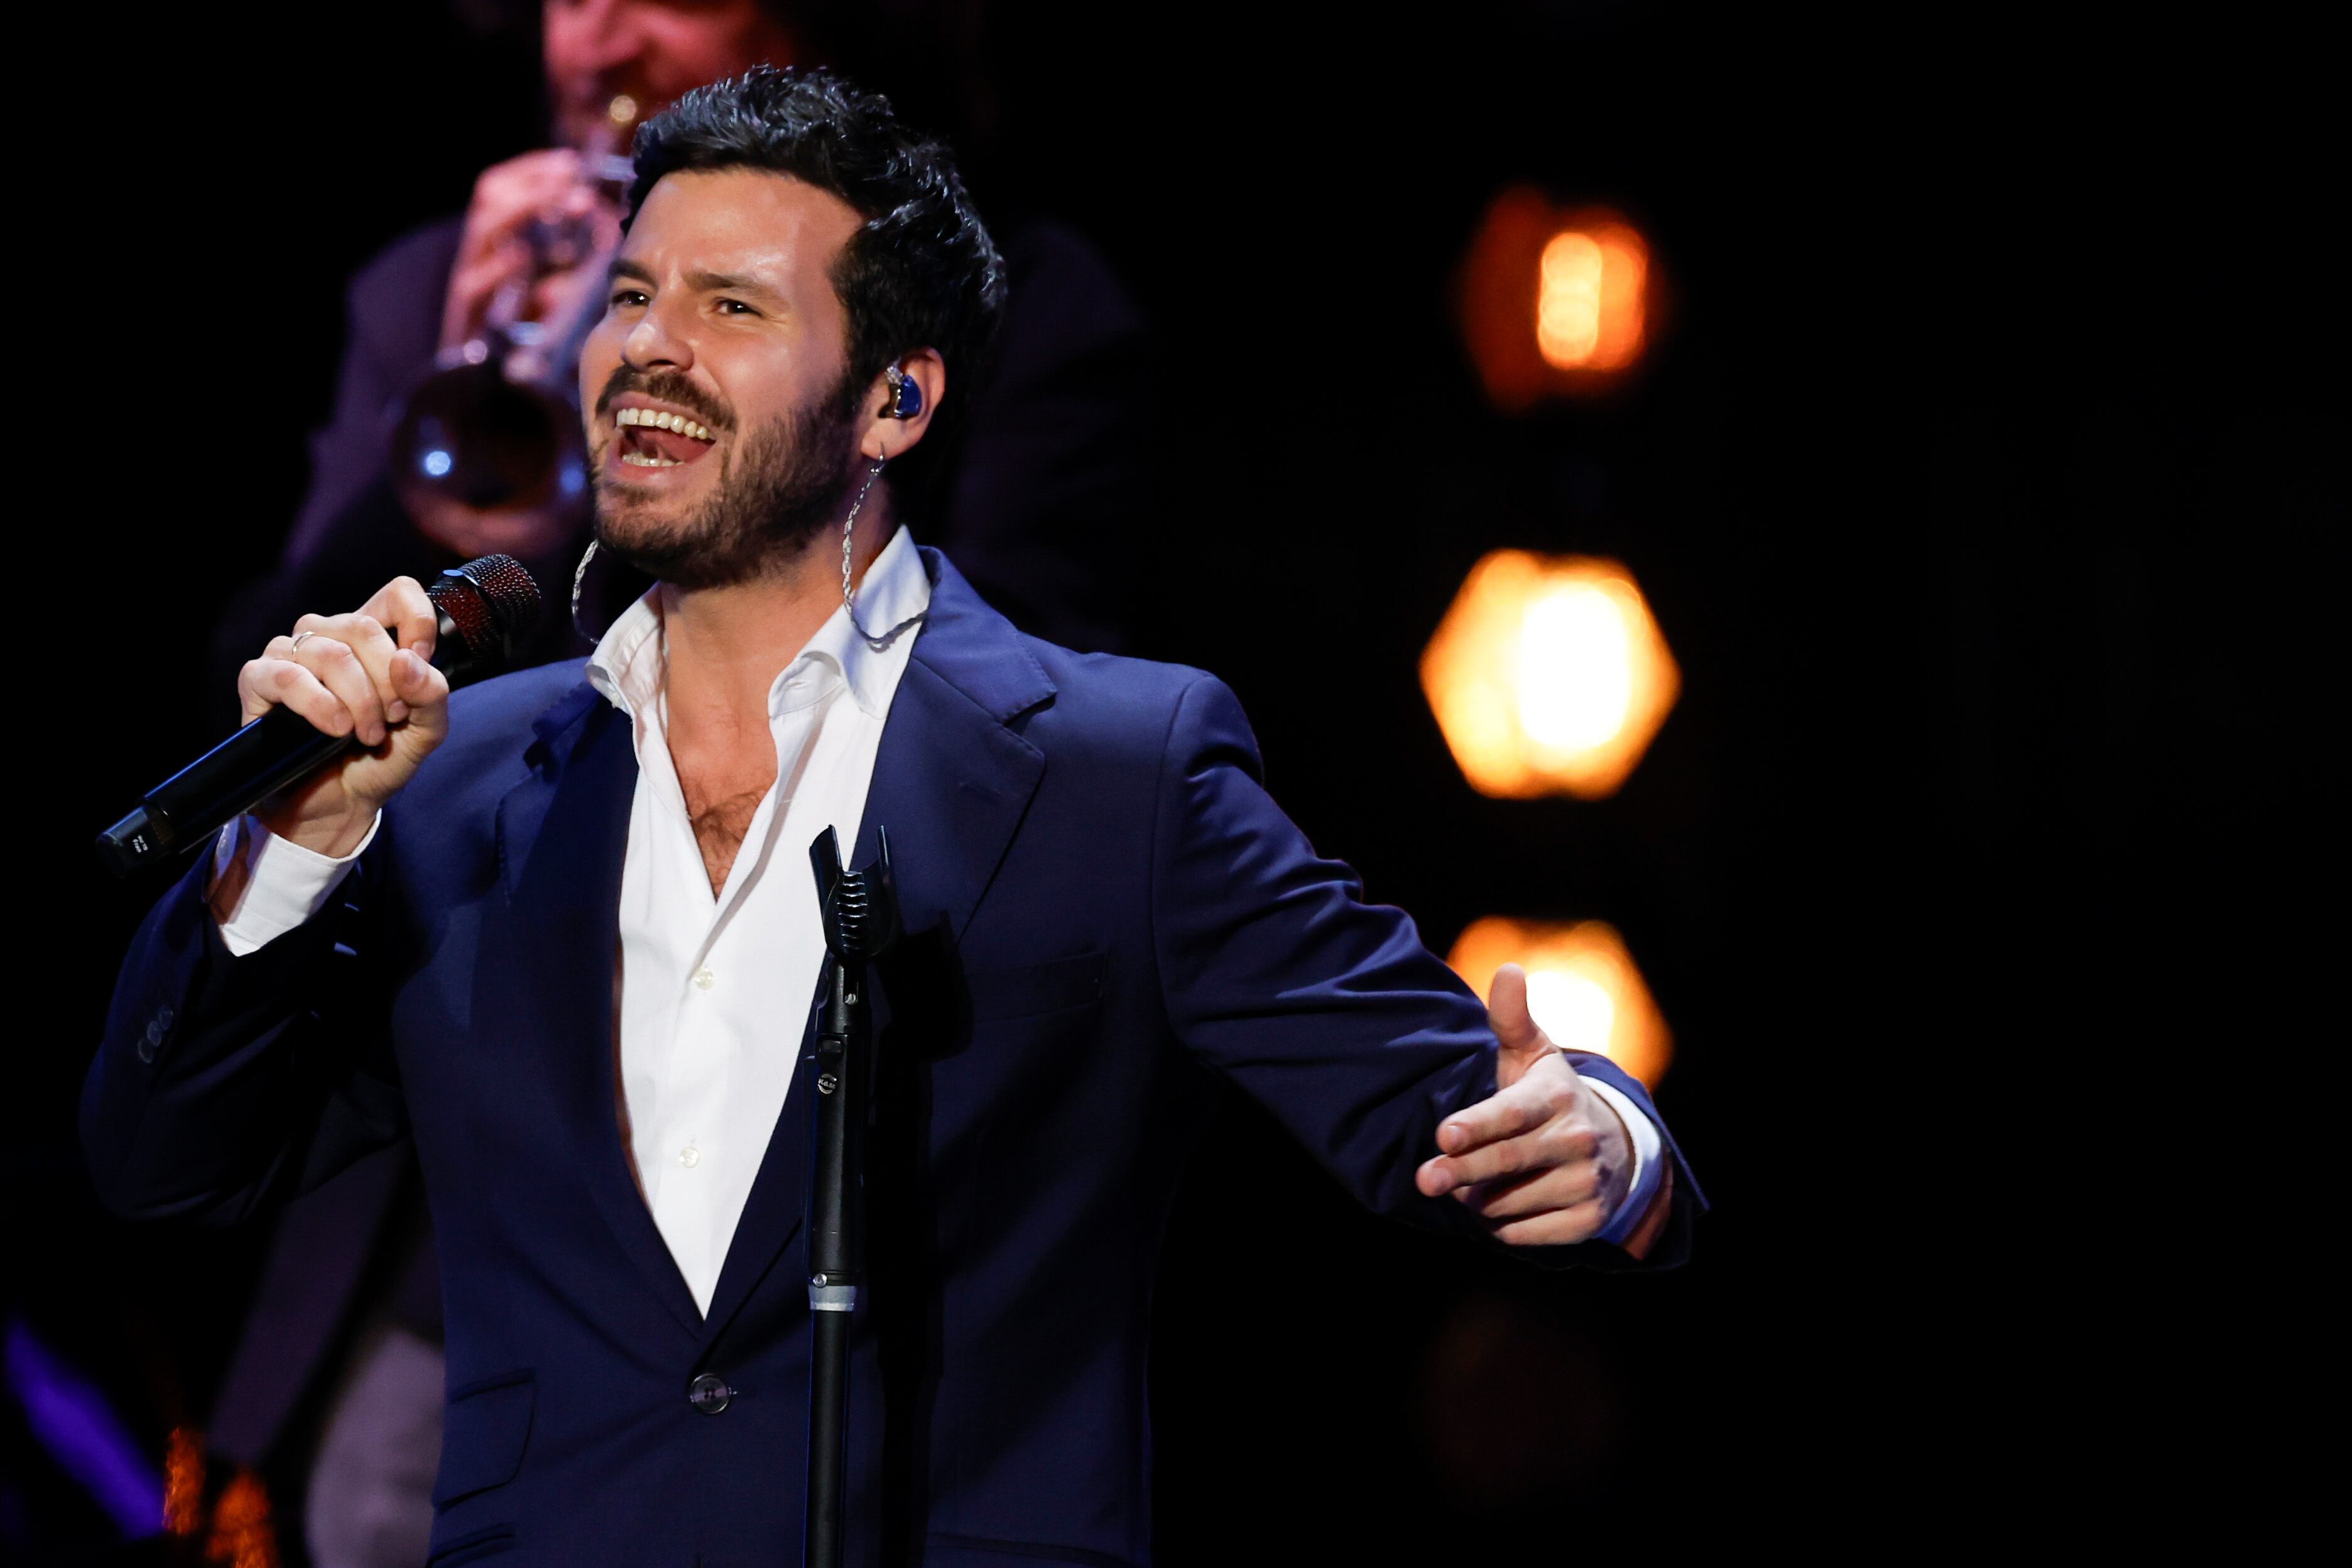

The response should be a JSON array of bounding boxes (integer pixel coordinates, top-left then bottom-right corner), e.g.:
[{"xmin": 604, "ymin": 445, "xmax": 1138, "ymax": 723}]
[{"xmin": 199, "ymin": 6, "xmax": 1153, "ymax": 1565}]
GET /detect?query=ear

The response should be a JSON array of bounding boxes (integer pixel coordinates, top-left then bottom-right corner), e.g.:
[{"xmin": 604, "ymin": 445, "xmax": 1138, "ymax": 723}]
[{"xmin": 856, "ymin": 347, "xmax": 947, "ymax": 461}]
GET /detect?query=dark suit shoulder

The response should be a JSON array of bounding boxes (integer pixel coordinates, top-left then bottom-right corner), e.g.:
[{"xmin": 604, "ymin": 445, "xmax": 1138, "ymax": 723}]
[
  {"xmin": 1007, "ymin": 634, "xmax": 1235, "ymax": 766},
  {"xmin": 917, "ymin": 547, "xmax": 1223, "ymax": 770}
]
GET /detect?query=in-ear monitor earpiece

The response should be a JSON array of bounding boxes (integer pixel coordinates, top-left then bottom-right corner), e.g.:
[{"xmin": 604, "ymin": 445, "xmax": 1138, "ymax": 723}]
[{"xmin": 883, "ymin": 363, "xmax": 923, "ymax": 420}]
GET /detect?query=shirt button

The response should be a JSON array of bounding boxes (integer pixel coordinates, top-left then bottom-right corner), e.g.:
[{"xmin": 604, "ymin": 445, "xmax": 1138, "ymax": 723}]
[
  {"xmin": 692, "ymin": 967, "xmax": 716, "ymax": 991},
  {"xmin": 678, "ymin": 1145, "xmax": 700, "ymax": 1168}
]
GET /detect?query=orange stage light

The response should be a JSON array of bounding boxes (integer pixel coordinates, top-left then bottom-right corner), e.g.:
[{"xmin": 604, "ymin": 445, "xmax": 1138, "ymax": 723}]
[
  {"xmin": 165, "ymin": 1427, "xmax": 205, "ymax": 1538},
  {"xmin": 207, "ymin": 1469, "xmax": 281, "ymax": 1568},
  {"xmin": 1537, "ymin": 226, "xmax": 1647, "ymax": 371},
  {"xmin": 1447, "ymin": 918, "xmax": 1671, "ymax": 1087},
  {"xmin": 163, "ymin": 1427, "xmax": 280, "ymax": 1567},
  {"xmin": 1459, "ymin": 188, "xmax": 1653, "ymax": 410},
  {"xmin": 1420, "ymin": 550, "xmax": 1678, "ymax": 800}
]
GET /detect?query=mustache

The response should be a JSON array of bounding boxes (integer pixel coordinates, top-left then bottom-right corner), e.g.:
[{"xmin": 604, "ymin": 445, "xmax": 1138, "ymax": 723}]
[{"xmin": 594, "ymin": 366, "xmax": 734, "ymax": 432}]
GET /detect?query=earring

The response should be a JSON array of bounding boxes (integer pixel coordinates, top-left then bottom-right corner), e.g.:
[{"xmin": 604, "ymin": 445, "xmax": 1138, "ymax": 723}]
[{"xmin": 883, "ymin": 364, "xmax": 923, "ymax": 420}]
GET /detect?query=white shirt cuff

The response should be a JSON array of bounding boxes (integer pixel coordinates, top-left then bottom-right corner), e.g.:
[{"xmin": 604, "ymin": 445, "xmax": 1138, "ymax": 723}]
[
  {"xmin": 212, "ymin": 812, "xmax": 378, "ymax": 957},
  {"xmin": 1582, "ymin": 1074, "xmax": 1665, "ymax": 1245}
]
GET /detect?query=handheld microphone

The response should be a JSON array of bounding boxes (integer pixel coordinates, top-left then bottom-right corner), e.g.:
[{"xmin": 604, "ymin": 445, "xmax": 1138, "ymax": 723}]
[{"xmin": 95, "ymin": 555, "xmax": 544, "ymax": 879}]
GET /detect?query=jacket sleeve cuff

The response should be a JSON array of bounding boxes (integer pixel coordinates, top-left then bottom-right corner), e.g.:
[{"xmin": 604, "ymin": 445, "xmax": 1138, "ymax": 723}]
[
  {"xmin": 1584, "ymin": 1074, "xmax": 1664, "ymax": 1246},
  {"xmin": 213, "ymin": 813, "xmax": 377, "ymax": 957}
]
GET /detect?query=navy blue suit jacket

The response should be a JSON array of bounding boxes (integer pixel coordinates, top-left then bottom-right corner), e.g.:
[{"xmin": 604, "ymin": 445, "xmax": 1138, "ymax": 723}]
[{"xmin": 87, "ymin": 550, "xmax": 1699, "ymax": 1567}]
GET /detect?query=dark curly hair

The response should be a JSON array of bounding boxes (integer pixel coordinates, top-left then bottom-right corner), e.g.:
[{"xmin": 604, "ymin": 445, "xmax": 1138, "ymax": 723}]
[{"xmin": 625, "ymin": 66, "xmax": 1006, "ymax": 492}]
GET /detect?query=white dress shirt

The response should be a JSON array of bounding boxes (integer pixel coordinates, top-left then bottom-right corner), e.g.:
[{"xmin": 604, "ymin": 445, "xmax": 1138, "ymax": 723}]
[
  {"xmin": 585, "ymin": 526, "xmax": 928, "ymax": 1312},
  {"xmin": 214, "ymin": 523, "xmax": 1662, "ymax": 1309}
]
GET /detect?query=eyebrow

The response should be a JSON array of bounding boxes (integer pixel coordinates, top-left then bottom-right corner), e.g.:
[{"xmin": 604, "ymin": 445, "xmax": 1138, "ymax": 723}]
[{"xmin": 608, "ymin": 258, "xmax": 787, "ymax": 309}]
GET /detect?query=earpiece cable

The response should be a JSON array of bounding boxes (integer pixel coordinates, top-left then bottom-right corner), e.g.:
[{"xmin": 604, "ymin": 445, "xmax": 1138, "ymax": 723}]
[{"xmin": 840, "ymin": 452, "xmax": 925, "ymax": 650}]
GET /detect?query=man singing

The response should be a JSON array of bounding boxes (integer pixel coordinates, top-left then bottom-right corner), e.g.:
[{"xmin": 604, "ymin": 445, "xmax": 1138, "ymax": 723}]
[
  {"xmin": 89, "ymin": 69, "xmax": 1697, "ymax": 1565},
  {"xmin": 210, "ymin": 14, "xmax": 1152, "ymax": 1562}
]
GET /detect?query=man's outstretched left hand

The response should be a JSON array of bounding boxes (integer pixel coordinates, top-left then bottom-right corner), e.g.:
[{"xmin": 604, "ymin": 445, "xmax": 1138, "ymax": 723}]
[{"xmin": 1414, "ymin": 963, "xmax": 1633, "ymax": 1246}]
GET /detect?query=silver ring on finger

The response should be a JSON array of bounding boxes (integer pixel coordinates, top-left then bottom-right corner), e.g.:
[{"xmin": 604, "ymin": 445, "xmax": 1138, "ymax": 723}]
[{"xmin": 290, "ymin": 630, "xmax": 320, "ymax": 652}]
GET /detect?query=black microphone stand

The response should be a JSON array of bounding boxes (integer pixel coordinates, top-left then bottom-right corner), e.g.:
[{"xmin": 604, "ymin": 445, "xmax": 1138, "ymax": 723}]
[{"xmin": 805, "ymin": 827, "xmax": 900, "ymax": 1568}]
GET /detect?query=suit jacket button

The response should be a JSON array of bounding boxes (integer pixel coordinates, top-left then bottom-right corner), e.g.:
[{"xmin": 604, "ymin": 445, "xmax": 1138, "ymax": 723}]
[
  {"xmin": 687, "ymin": 1373, "xmax": 732, "ymax": 1415},
  {"xmin": 138, "ymin": 1016, "xmax": 165, "ymax": 1062}
]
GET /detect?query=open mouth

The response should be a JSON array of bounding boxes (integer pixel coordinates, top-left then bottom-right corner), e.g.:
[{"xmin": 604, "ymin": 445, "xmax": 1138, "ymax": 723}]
[{"xmin": 613, "ymin": 406, "xmax": 718, "ymax": 468}]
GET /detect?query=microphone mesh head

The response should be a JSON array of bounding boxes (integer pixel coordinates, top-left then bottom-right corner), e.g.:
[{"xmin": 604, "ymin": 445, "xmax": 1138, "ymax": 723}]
[
  {"xmin": 455, "ymin": 554, "xmax": 543, "ymax": 641},
  {"xmin": 429, "ymin": 554, "xmax": 544, "ymax": 669}
]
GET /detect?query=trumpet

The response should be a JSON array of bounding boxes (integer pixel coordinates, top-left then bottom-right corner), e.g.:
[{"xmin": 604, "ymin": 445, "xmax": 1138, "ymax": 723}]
[{"xmin": 389, "ymin": 152, "xmax": 637, "ymax": 562}]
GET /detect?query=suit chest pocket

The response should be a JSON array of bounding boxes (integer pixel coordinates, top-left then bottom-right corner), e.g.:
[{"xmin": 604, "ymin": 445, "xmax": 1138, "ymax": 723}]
[
  {"xmin": 964, "ymin": 951, "xmax": 1106, "ymax": 1023},
  {"xmin": 432, "ymin": 1368, "xmax": 536, "ymax": 1508}
]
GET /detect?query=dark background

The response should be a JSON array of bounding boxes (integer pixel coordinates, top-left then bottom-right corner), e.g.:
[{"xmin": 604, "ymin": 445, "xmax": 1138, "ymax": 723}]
[{"xmin": 8, "ymin": 2, "xmax": 2337, "ymax": 1557}]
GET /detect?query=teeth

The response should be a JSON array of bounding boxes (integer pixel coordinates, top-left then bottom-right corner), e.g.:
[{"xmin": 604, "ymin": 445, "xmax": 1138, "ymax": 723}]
[
  {"xmin": 620, "ymin": 454, "xmax": 682, "ymax": 467},
  {"xmin": 616, "ymin": 408, "xmax": 713, "ymax": 441}
]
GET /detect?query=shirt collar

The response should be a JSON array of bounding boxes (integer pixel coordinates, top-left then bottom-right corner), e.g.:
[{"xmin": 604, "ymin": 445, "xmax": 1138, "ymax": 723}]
[
  {"xmin": 586, "ymin": 524, "xmax": 930, "ymax": 725},
  {"xmin": 798, "ymin": 523, "xmax": 930, "ymax": 719}
]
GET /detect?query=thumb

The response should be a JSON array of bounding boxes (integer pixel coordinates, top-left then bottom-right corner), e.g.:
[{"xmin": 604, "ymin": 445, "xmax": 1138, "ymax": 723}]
[
  {"xmin": 1488, "ymin": 964, "xmax": 1554, "ymax": 1085},
  {"xmin": 391, "ymin": 650, "xmax": 451, "ymax": 737}
]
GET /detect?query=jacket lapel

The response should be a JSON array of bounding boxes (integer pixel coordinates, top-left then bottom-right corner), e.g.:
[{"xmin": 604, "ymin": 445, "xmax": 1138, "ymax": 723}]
[
  {"xmin": 486, "ymin": 680, "xmax": 704, "ymax": 1339},
  {"xmin": 699, "ymin": 549, "xmax": 1055, "ymax": 1344},
  {"xmin": 852, "ymin": 548, "xmax": 1056, "ymax": 943}
]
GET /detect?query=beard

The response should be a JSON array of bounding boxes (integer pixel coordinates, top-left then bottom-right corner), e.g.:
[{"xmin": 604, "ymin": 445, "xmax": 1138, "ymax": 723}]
[{"xmin": 590, "ymin": 373, "xmax": 863, "ymax": 593}]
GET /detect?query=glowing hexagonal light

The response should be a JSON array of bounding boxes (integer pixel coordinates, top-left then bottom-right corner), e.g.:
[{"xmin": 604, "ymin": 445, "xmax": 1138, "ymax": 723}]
[
  {"xmin": 1446, "ymin": 918, "xmax": 1670, "ymax": 1087},
  {"xmin": 1420, "ymin": 550, "xmax": 1679, "ymax": 800}
]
